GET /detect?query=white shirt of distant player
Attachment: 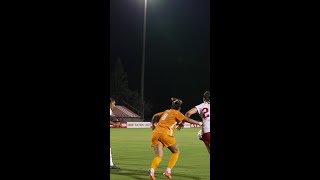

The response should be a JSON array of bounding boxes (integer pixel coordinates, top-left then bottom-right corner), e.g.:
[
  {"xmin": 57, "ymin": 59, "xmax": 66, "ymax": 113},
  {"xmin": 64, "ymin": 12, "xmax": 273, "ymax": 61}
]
[
  {"xmin": 195, "ymin": 102, "xmax": 210, "ymax": 134},
  {"xmin": 110, "ymin": 108, "xmax": 114, "ymax": 116}
]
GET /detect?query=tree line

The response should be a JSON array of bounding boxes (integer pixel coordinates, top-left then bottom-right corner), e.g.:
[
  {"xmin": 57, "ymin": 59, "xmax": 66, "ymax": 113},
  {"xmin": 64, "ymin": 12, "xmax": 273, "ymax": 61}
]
[{"xmin": 110, "ymin": 58, "xmax": 153, "ymax": 120}]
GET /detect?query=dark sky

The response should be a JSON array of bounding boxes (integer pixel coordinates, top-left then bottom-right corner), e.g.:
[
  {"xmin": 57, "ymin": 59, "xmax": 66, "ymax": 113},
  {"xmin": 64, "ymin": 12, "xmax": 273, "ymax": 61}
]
[{"xmin": 110, "ymin": 0, "xmax": 210, "ymax": 117}]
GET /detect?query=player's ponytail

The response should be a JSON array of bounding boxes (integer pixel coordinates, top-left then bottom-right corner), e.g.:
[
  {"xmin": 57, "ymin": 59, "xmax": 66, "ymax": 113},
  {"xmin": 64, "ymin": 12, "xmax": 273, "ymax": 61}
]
[
  {"xmin": 171, "ymin": 97, "xmax": 183, "ymax": 110},
  {"xmin": 110, "ymin": 97, "xmax": 115, "ymax": 104}
]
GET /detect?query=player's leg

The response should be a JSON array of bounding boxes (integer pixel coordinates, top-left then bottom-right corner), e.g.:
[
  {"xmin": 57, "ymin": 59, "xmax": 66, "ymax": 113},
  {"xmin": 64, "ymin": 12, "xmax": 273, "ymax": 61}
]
[
  {"xmin": 149, "ymin": 133, "xmax": 164, "ymax": 180},
  {"xmin": 110, "ymin": 147, "xmax": 113, "ymax": 166},
  {"xmin": 149, "ymin": 143, "xmax": 164, "ymax": 180},
  {"xmin": 110, "ymin": 144, "xmax": 120, "ymax": 169},
  {"xmin": 202, "ymin": 143, "xmax": 210, "ymax": 154},
  {"xmin": 151, "ymin": 143, "xmax": 164, "ymax": 167},
  {"xmin": 163, "ymin": 136, "xmax": 179, "ymax": 179},
  {"xmin": 204, "ymin": 143, "xmax": 210, "ymax": 154},
  {"xmin": 202, "ymin": 132, "xmax": 210, "ymax": 155}
]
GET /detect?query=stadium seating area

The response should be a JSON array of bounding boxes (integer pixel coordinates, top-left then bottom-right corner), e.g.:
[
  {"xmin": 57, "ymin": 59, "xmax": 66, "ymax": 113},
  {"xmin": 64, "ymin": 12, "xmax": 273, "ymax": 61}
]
[
  {"xmin": 111, "ymin": 105, "xmax": 144, "ymax": 122},
  {"xmin": 113, "ymin": 105, "xmax": 140, "ymax": 118}
]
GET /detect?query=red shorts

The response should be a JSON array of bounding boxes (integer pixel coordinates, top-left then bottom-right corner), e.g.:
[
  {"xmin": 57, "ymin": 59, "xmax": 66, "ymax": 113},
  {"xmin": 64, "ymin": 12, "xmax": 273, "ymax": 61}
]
[{"xmin": 202, "ymin": 132, "xmax": 210, "ymax": 146}]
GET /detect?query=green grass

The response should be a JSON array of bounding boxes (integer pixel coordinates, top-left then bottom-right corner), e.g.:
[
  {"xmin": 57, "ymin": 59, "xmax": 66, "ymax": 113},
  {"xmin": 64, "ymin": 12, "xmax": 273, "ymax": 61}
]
[{"xmin": 110, "ymin": 128, "xmax": 210, "ymax": 180}]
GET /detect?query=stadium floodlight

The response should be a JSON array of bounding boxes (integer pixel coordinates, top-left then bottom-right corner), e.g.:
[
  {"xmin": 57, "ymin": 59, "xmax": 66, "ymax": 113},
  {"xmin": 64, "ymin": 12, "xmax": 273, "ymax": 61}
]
[{"xmin": 141, "ymin": 0, "xmax": 147, "ymax": 120}]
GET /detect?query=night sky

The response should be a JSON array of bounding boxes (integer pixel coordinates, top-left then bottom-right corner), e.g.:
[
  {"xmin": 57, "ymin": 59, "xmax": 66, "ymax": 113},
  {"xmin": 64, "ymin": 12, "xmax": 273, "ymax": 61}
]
[{"xmin": 110, "ymin": 0, "xmax": 210, "ymax": 117}]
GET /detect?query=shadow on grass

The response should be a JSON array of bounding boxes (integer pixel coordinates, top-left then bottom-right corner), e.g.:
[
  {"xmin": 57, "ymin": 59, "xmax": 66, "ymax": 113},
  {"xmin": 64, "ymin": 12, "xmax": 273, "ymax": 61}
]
[
  {"xmin": 110, "ymin": 168, "xmax": 203, "ymax": 180},
  {"xmin": 110, "ymin": 168, "xmax": 147, "ymax": 180}
]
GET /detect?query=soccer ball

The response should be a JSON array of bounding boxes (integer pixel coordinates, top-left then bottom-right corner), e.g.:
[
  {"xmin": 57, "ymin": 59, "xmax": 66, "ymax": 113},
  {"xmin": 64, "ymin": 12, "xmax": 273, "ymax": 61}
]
[{"xmin": 197, "ymin": 129, "xmax": 203, "ymax": 140}]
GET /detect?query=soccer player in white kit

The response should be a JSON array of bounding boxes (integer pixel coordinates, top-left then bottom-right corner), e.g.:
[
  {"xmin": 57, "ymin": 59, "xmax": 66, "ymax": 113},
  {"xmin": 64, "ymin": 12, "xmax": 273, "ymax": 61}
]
[
  {"xmin": 110, "ymin": 97, "xmax": 120, "ymax": 169},
  {"xmin": 185, "ymin": 91, "xmax": 210, "ymax": 154}
]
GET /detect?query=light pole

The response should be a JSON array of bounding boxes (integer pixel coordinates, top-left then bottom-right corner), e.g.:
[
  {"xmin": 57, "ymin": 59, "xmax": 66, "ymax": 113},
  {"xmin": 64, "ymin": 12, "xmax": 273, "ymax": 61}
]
[{"xmin": 141, "ymin": 0, "xmax": 147, "ymax": 120}]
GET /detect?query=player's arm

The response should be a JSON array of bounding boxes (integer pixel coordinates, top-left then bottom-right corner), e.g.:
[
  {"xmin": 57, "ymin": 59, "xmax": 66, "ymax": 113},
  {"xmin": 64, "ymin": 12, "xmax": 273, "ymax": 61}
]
[
  {"xmin": 176, "ymin": 120, "xmax": 184, "ymax": 130},
  {"xmin": 183, "ymin": 117, "xmax": 202, "ymax": 126},
  {"xmin": 176, "ymin": 112, "xmax": 202, "ymax": 129},
  {"xmin": 185, "ymin": 107, "xmax": 198, "ymax": 117},
  {"xmin": 151, "ymin": 112, "xmax": 163, "ymax": 130},
  {"xmin": 110, "ymin": 120, "xmax": 117, "ymax": 126},
  {"xmin": 176, "ymin": 108, "xmax": 198, "ymax": 130},
  {"xmin": 110, "ymin": 115, "xmax": 120, "ymax": 127}
]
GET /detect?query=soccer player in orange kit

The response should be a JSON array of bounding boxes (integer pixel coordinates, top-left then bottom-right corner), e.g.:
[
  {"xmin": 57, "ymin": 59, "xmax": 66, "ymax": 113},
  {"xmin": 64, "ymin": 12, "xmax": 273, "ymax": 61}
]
[{"xmin": 148, "ymin": 98, "xmax": 203, "ymax": 180}]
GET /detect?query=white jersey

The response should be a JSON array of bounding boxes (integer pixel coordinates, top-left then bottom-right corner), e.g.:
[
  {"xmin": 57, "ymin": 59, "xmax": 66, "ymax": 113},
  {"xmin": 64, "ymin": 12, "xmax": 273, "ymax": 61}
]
[
  {"xmin": 195, "ymin": 102, "xmax": 210, "ymax": 133},
  {"xmin": 110, "ymin": 108, "xmax": 114, "ymax": 116}
]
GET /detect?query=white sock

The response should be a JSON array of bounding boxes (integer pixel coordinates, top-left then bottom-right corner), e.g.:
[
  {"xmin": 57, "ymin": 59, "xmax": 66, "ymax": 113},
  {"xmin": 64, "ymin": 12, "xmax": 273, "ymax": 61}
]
[
  {"xmin": 110, "ymin": 148, "xmax": 114, "ymax": 166},
  {"xmin": 149, "ymin": 168, "xmax": 155, "ymax": 174},
  {"xmin": 166, "ymin": 168, "xmax": 171, "ymax": 173}
]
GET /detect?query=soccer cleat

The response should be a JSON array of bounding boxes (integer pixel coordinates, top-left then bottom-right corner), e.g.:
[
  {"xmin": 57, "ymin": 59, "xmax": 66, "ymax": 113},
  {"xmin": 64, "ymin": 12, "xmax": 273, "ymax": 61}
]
[
  {"xmin": 163, "ymin": 171, "xmax": 172, "ymax": 179},
  {"xmin": 110, "ymin": 164, "xmax": 120, "ymax": 169},
  {"xmin": 148, "ymin": 168, "xmax": 155, "ymax": 180}
]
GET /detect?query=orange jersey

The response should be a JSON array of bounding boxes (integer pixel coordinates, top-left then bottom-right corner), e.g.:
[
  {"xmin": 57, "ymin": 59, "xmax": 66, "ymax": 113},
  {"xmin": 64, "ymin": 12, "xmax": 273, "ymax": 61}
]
[{"xmin": 153, "ymin": 109, "xmax": 186, "ymax": 136}]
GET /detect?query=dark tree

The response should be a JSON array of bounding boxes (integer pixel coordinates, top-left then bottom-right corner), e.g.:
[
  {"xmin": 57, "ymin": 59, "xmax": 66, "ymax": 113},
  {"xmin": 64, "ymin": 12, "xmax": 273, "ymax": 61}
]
[{"xmin": 110, "ymin": 58, "xmax": 153, "ymax": 119}]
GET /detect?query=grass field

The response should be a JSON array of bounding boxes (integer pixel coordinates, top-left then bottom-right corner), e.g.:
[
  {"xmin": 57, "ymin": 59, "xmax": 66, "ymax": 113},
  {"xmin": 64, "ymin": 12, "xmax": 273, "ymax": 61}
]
[{"xmin": 110, "ymin": 128, "xmax": 210, "ymax": 180}]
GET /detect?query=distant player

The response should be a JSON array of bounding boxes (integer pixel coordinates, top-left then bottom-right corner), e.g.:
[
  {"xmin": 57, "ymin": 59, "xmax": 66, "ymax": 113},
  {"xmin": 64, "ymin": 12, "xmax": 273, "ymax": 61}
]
[
  {"xmin": 185, "ymin": 91, "xmax": 210, "ymax": 154},
  {"xmin": 110, "ymin": 97, "xmax": 120, "ymax": 169},
  {"xmin": 110, "ymin": 98, "xmax": 120, "ymax": 128},
  {"xmin": 148, "ymin": 98, "xmax": 203, "ymax": 180}
]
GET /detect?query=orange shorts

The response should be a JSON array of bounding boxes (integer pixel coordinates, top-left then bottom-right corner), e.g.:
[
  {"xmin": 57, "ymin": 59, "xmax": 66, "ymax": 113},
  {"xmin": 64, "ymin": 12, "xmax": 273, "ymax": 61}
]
[{"xmin": 151, "ymin": 132, "xmax": 176, "ymax": 147}]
